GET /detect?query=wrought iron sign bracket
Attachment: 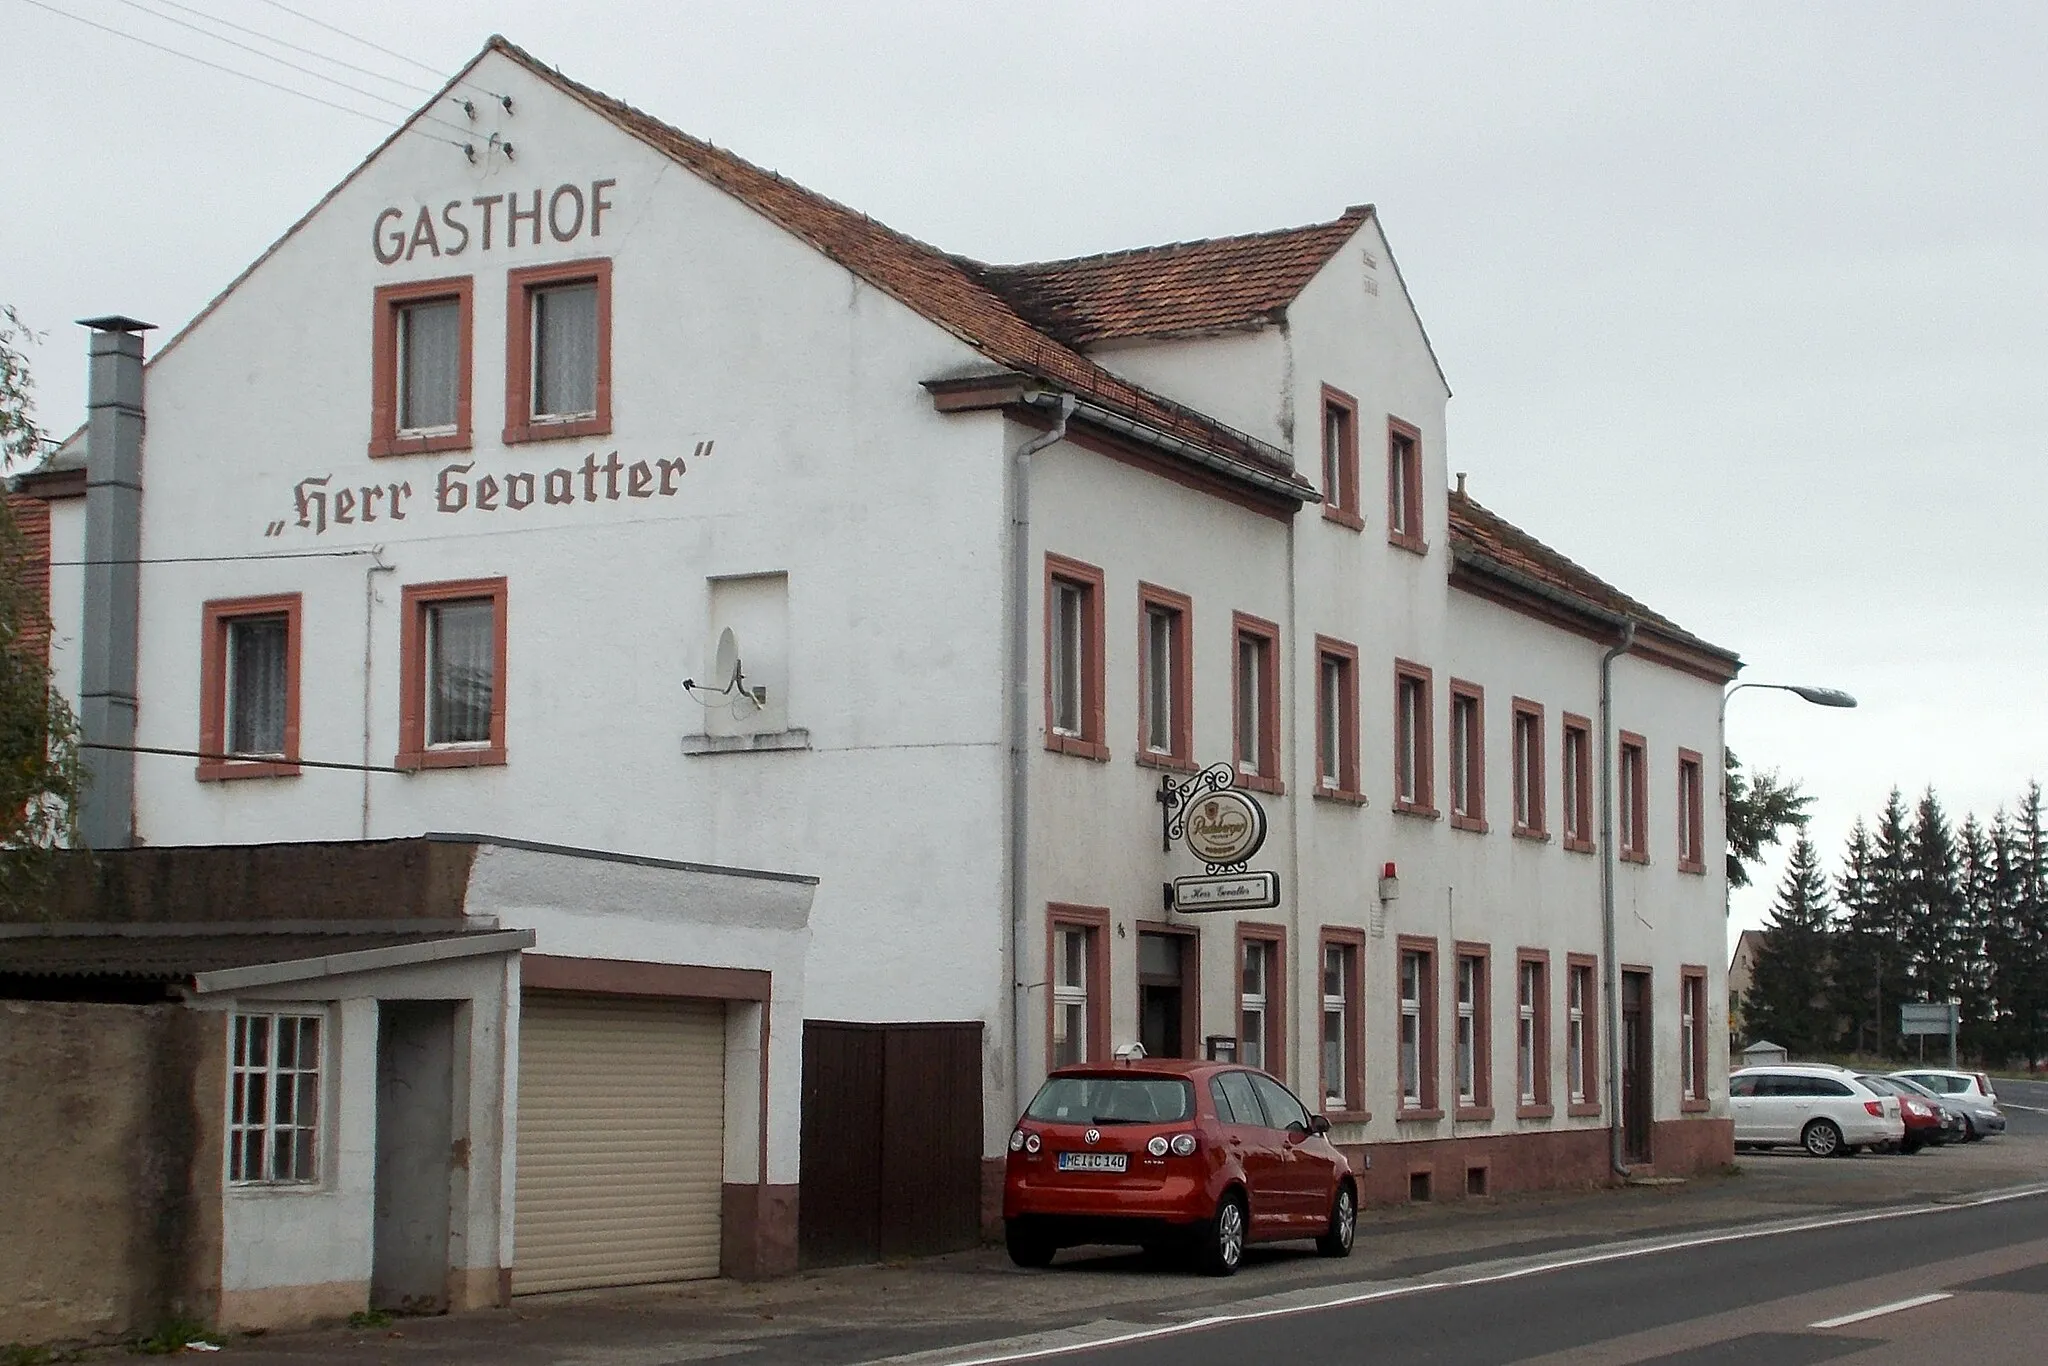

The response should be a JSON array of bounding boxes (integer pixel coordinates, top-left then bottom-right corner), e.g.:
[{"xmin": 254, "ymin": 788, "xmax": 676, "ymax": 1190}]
[{"xmin": 1158, "ymin": 762, "xmax": 1237, "ymax": 854}]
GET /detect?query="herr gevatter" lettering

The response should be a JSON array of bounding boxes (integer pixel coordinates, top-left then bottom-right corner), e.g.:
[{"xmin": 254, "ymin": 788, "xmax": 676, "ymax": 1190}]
[
  {"xmin": 372, "ymin": 180, "xmax": 617, "ymax": 264},
  {"xmin": 278, "ymin": 442, "xmax": 711, "ymax": 536}
]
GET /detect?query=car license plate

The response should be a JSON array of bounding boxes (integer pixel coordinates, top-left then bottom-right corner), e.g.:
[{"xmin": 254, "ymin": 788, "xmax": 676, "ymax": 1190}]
[{"xmin": 1057, "ymin": 1151, "xmax": 1128, "ymax": 1173}]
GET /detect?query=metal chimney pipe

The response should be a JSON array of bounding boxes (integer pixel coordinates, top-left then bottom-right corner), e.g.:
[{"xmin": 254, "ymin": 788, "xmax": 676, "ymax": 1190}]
[{"xmin": 77, "ymin": 315, "xmax": 153, "ymax": 850}]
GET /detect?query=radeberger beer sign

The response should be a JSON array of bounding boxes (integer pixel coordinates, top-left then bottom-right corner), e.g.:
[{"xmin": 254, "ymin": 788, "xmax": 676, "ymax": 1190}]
[{"xmin": 1184, "ymin": 789, "xmax": 1266, "ymax": 866}]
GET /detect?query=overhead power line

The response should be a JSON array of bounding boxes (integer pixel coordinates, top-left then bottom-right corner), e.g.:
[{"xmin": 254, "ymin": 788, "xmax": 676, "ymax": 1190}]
[
  {"xmin": 137, "ymin": 0, "xmax": 439, "ymax": 96},
  {"xmin": 20, "ymin": 0, "xmax": 475, "ymax": 152},
  {"xmin": 107, "ymin": 0, "xmax": 474, "ymax": 137},
  {"xmin": 253, "ymin": 0, "xmax": 448, "ymax": 80}
]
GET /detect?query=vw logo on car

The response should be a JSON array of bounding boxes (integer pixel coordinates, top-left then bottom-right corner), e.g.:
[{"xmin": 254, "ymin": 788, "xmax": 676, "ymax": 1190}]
[{"xmin": 1084, "ymin": 1128, "xmax": 1100, "ymax": 1145}]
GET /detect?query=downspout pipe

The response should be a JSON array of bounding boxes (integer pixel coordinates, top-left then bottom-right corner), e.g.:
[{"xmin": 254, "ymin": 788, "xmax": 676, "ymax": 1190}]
[
  {"xmin": 1599, "ymin": 618, "xmax": 1637, "ymax": 1176},
  {"xmin": 77, "ymin": 316, "xmax": 154, "ymax": 850},
  {"xmin": 1007, "ymin": 392, "xmax": 1075, "ymax": 1121}
]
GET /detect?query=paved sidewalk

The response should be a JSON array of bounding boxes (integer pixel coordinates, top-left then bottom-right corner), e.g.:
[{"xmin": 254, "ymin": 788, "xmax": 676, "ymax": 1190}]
[{"xmin": 140, "ymin": 1134, "xmax": 2048, "ymax": 1365}]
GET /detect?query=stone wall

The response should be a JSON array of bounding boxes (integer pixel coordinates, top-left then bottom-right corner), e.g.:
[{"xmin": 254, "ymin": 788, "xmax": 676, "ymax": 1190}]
[{"xmin": 0, "ymin": 1000, "xmax": 223, "ymax": 1345}]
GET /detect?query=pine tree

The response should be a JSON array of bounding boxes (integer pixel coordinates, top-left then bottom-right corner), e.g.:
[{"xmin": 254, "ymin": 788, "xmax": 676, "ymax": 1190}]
[
  {"xmin": 2009, "ymin": 784, "xmax": 2048, "ymax": 1065},
  {"xmin": 1829, "ymin": 820, "xmax": 1882, "ymax": 1053},
  {"xmin": 1864, "ymin": 790, "xmax": 1917, "ymax": 1056},
  {"xmin": 1955, "ymin": 815, "xmax": 1998, "ymax": 1060},
  {"xmin": 1904, "ymin": 789, "xmax": 1964, "ymax": 1008},
  {"xmin": 1743, "ymin": 836, "xmax": 1835, "ymax": 1054}
]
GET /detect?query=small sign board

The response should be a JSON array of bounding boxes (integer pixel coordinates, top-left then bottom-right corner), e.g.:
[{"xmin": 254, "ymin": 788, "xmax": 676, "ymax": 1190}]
[
  {"xmin": 1183, "ymin": 790, "xmax": 1267, "ymax": 866},
  {"xmin": 1900, "ymin": 1003, "xmax": 1958, "ymax": 1037},
  {"xmin": 1169, "ymin": 871, "xmax": 1280, "ymax": 913}
]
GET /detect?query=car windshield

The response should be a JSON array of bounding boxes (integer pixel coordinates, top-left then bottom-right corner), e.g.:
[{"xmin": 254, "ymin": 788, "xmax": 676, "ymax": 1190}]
[
  {"xmin": 1858, "ymin": 1075, "xmax": 1901, "ymax": 1096},
  {"xmin": 1889, "ymin": 1075, "xmax": 1940, "ymax": 1100},
  {"xmin": 1025, "ymin": 1075, "xmax": 1194, "ymax": 1125}
]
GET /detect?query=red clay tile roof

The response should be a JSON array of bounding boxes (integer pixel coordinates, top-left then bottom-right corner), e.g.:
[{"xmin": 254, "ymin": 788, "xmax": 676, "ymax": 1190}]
[
  {"xmin": 970, "ymin": 208, "xmax": 1374, "ymax": 348},
  {"xmin": 495, "ymin": 39, "xmax": 1301, "ymax": 486},
  {"xmin": 1449, "ymin": 488, "xmax": 1735, "ymax": 661}
]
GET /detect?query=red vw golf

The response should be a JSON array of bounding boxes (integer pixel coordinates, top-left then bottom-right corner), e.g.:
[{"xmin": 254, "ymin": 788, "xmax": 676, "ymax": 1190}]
[{"xmin": 1003, "ymin": 1058, "xmax": 1357, "ymax": 1275}]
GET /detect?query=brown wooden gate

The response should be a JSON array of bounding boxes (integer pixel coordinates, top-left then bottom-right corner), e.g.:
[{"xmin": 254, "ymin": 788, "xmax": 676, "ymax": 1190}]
[{"xmin": 798, "ymin": 1020, "xmax": 984, "ymax": 1266}]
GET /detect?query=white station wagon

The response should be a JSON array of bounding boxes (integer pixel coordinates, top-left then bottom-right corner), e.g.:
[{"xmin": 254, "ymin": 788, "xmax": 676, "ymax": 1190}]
[{"xmin": 1729, "ymin": 1064, "xmax": 1903, "ymax": 1157}]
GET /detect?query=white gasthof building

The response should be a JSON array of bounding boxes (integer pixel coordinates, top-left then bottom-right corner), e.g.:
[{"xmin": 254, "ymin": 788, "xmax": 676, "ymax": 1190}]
[{"xmin": 18, "ymin": 35, "xmax": 1742, "ymax": 1322}]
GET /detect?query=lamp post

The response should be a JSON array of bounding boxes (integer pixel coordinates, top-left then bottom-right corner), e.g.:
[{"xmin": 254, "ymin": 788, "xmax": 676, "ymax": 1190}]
[{"xmin": 1718, "ymin": 682, "xmax": 1858, "ymax": 803}]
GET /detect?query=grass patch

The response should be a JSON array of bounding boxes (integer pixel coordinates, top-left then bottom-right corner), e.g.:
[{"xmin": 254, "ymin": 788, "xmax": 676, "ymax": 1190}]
[
  {"xmin": 130, "ymin": 1318, "xmax": 220, "ymax": 1355},
  {"xmin": 345, "ymin": 1310, "xmax": 394, "ymax": 1331},
  {"xmin": 4, "ymin": 1346, "xmax": 85, "ymax": 1366}
]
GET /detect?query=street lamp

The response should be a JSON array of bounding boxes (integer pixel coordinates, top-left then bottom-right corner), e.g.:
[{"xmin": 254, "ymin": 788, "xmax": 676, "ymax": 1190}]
[{"xmin": 1719, "ymin": 682, "xmax": 1858, "ymax": 800}]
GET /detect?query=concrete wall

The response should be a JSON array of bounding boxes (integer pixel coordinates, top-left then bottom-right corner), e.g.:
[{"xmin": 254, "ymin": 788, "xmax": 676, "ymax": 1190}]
[{"xmin": 0, "ymin": 1001, "xmax": 223, "ymax": 1344}]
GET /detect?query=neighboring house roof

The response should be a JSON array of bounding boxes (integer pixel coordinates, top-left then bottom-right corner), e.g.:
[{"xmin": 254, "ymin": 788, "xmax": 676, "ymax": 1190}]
[
  {"xmin": 1449, "ymin": 486, "xmax": 1739, "ymax": 678},
  {"xmin": 0, "ymin": 927, "xmax": 531, "ymax": 992},
  {"xmin": 969, "ymin": 207, "xmax": 1375, "ymax": 347}
]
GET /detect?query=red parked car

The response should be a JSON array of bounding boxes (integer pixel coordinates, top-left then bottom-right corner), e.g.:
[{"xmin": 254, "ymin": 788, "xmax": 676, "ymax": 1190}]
[{"xmin": 1003, "ymin": 1058, "xmax": 1357, "ymax": 1275}]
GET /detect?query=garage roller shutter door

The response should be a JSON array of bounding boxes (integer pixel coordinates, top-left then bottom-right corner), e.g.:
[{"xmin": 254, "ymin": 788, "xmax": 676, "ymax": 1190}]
[{"xmin": 515, "ymin": 994, "xmax": 726, "ymax": 1293}]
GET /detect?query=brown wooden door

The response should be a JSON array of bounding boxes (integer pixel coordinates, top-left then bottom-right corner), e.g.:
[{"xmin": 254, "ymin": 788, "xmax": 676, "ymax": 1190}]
[
  {"xmin": 799, "ymin": 1021, "xmax": 984, "ymax": 1266},
  {"xmin": 1621, "ymin": 972, "xmax": 1652, "ymax": 1165}
]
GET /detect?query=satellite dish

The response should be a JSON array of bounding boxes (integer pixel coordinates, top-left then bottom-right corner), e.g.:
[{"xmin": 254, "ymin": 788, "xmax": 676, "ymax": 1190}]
[
  {"xmin": 683, "ymin": 627, "xmax": 764, "ymax": 710},
  {"xmin": 714, "ymin": 628, "xmax": 741, "ymax": 691}
]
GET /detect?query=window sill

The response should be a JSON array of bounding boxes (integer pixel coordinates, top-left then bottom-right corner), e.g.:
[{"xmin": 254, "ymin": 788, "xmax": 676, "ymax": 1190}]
[
  {"xmin": 1395, "ymin": 1107, "xmax": 1444, "ymax": 1123},
  {"xmin": 1516, "ymin": 1103, "xmax": 1556, "ymax": 1121},
  {"xmin": 1321, "ymin": 504, "xmax": 1365, "ymax": 532},
  {"xmin": 1046, "ymin": 734, "xmax": 1110, "ymax": 762},
  {"xmin": 1678, "ymin": 858, "xmax": 1707, "ymax": 876},
  {"xmin": 1324, "ymin": 1107, "xmax": 1371, "ymax": 1126},
  {"xmin": 1236, "ymin": 771, "xmax": 1285, "ymax": 796},
  {"xmin": 1563, "ymin": 837, "xmax": 1596, "ymax": 855},
  {"xmin": 503, "ymin": 415, "xmax": 611, "ymax": 445},
  {"xmin": 1450, "ymin": 813, "xmax": 1489, "ymax": 834},
  {"xmin": 1313, "ymin": 786, "xmax": 1368, "ymax": 807},
  {"xmin": 397, "ymin": 746, "xmax": 507, "ymax": 771},
  {"xmin": 1134, "ymin": 750, "xmax": 1198, "ymax": 774},
  {"xmin": 1513, "ymin": 826, "xmax": 1551, "ymax": 843},
  {"xmin": 1567, "ymin": 1102, "xmax": 1602, "ymax": 1119},
  {"xmin": 196, "ymin": 760, "xmax": 301, "ymax": 782},
  {"xmin": 369, "ymin": 430, "xmax": 471, "ymax": 459},
  {"xmin": 1387, "ymin": 532, "xmax": 1429, "ymax": 556},
  {"xmin": 681, "ymin": 728, "xmax": 811, "ymax": 756},
  {"xmin": 1454, "ymin": 1105, "xmax": 1495, "ymax": 1123},
  {"xmin": 1620, "ymin": 850, "xmax": 1650, "ymax": 866},
  {"xmin": 1680, "ymin": 1097, "xmax": 1712, "ymax": 1114},
  {"xmin": 1393, "ymin": 801, "xmax": 1440, "ymax": 820}
]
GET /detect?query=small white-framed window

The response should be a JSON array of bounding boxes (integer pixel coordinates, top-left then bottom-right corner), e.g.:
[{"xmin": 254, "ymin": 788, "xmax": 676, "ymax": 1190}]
[
  {"xmin": 1455, "ymin": 954, "xmax": 1479, "ymax": 1107},
  {"xmin": 1512, "ymin": 703, "xmax": 1544, "ymax": 834},
  {"xmin": 225, "ymin": 615, "xmax": 289, "ymax": 759},
  {"xmin": 1235, "ymin": 632, "xmax": 1269, "ymax": 777},
  {"xmin": 1399, "ymin": 950, "xmax": 1424, "ymax": 1108},
  {"xmin": 1144, "ymin": 605, "xmax": 1175, "ymax": 754},
  {"xmin": 425, "ymin": 598, "xmax": 496, "ymax": 748},
  {"xmin": 229, "ymin": 1011, "xmax": 323, "ymax": 1186},
  {"xmin": 1051, "ymin": 581, "xmax": 1085, "ymax": 737},
  {"xmin": 530, "ymin": 280, "xmax": 600, "ymax": 421},
  {"xmin": 1518, "ymin": 963, "xmax": 1539, "ymax": 1106},
  {"xmin": 1568, "ymin": 967, "xmax": 1589, "ymax": 1105},
  {"xmin": 1321, "ymin": 942, "xmax": 1352, "ymax": 1110},
  {"xmin": 1052, "ymin": 925, "xmax": 1091, "ymax": 1068},
  {"xmin": 397, "ymin": 297, "xmax": 463, "ymax": 434},
  {"xmin": 1240, "ymin": 940, "xmax": 1270, "ymax": 1071}
]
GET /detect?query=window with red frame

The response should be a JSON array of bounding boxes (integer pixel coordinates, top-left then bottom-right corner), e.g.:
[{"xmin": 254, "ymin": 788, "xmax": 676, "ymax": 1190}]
[
  {"xmin": 1321, "ymin": 387, "xmax": 1361, "ymax": 528},
  {"xmin": 1512, "ymin": 701, "xmax": 1545, "ymax": 836},
  {"xmin": 1387, "ymin": 418, "xmax": 1425, "ymax": 550},
  {"xmin": 1562, "ymin": 714, "xmax": 1594, "ymax": 851},
  {"xmin": 1449, "ymin": 681, "xmax": 1485, "ymax": 830},
  {"xmin": 1233, "ymin": 614, "xmax": 1281, "ymax": 790},
  {"xmin": 1619, "ymin": 732, "xmax": 1649, "ymax": 862},
  {"xmin": 1315, "ymin": 637, "xmax": 1360, "ymax": 798},
  {"xmin": 1677, "ymin": 749, "xmax": 1706, "ymax": 872}
]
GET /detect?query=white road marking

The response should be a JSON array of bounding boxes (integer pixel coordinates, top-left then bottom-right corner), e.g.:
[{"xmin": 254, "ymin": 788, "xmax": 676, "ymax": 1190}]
[
  {"xmin": 866, "ymin": 1182, "xmax": 2048, "ymax": 1366},
  {"xmin": 1808, "ymin": 1292, "xmax": 1954, "ymax": 1329},
  {"xmin": 2001, "ymin": 1102, "xmax": 2048, "ymax": 1113}
]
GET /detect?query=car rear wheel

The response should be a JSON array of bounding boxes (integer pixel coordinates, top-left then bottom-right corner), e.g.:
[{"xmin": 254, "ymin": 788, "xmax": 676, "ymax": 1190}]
[
  {"xmin": 1200, "ymin": 1192, "xmax": 1247, "ymax": 1277},
  {"xmin": 1962, "ymin": 1116, "xmax": 1981, "ymax": 1142},
  {"xmin": 1005, "ymin": 1220, "xmax": 1056, "ymax": 1269},
  {"xmin": 1316, "ymin": 1184, "xmax": 1357, "ymax": 1258},
  {"xmin": 1801, "ymin": 1118, "xmax": 1843, "ymax": 1158}
]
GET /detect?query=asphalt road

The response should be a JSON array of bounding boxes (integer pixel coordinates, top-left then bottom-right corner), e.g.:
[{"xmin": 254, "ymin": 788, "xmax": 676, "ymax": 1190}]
[
  {"xmin": 961, "ymin": 1190, "xmax": 2048, "ymax": 1366},
  {"xmin": 1995, "ymin": 1077, "xmax": 2048, "ymax": 1136}
]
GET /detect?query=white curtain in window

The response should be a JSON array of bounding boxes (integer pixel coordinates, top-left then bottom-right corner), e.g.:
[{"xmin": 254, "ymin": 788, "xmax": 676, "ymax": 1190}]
[
  {"xmin": 399, "ymin": 300, "xmax": 461, "ymax": 431},
  {"xmin": 427, "ymin": 600, "xmax": 494, "ymax": 745},
  {"xmin": 533, "ymin": 283, "xmax": 598, "ymax": 418},
  {"xmin": 227, "ymin": 617, "xmax": 288, "ymax": 756}
]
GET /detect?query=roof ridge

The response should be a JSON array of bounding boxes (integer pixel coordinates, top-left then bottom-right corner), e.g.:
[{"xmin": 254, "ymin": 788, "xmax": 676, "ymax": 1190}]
[{"xmin": 974, "ymin": 205, "xmax": 1373, "ymax": 275}]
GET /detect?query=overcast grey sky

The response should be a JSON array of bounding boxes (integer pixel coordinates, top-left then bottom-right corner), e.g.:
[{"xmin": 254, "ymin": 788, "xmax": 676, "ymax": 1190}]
[{"xmin": 8, "ymin": 2, "xmax": 2045, "ymax": 947}]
